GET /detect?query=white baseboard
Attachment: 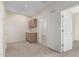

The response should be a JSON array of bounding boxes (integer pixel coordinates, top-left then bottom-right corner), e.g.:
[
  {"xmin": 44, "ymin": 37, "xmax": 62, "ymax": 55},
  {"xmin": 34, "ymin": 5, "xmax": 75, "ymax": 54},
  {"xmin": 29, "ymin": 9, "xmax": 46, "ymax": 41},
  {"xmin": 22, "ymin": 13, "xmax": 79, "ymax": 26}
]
[{"xmin": 0, "ymin": 54, "xmax": 4, "ymax": 57}]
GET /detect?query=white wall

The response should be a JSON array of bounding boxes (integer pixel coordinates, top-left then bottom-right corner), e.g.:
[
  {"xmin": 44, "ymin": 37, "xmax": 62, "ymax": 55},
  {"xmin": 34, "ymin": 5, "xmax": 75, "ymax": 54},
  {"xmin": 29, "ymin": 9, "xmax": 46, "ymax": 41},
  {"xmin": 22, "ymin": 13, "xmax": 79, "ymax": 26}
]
[
  {"xmin": 33, "ymin": 2, "xmax": 79, "ymax": 52},
  {"xmin": 33, "ymin": 10, "xmax": 61, "ymax": 51},
  {"xmin": 0, "ymin": 2, "xmax": 7, "ymax": 56},
  {"xmin": 73, "ymin": 14, "xmax": 79, "ymax": 41},
  {"xmin": 6, "ymin": 12, "xmax": 30, "ymax": 43}
]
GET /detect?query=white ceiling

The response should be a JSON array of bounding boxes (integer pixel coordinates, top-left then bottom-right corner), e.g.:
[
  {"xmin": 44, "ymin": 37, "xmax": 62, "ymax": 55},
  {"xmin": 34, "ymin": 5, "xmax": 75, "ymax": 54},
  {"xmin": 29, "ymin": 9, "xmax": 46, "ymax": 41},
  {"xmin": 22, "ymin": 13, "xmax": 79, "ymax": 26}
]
[
  {"xmin": 68, "ymin": 5, "xmax": 79, "ymax": 14},
  {"xmin": 4, "ymin": 1, "xmax": 50, "ymax": 16}
]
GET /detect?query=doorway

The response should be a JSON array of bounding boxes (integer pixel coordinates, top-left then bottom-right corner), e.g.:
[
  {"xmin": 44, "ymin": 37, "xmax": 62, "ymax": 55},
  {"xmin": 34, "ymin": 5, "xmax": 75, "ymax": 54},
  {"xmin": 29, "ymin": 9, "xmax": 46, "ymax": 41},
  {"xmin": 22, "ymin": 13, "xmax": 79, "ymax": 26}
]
[
  {"xmin": 40, "ymin": 19, "xmax": 47, "ymax": 46},
  {"xmin": 61, "ymin": 5, "xmax": 79, "ymax": 52}
]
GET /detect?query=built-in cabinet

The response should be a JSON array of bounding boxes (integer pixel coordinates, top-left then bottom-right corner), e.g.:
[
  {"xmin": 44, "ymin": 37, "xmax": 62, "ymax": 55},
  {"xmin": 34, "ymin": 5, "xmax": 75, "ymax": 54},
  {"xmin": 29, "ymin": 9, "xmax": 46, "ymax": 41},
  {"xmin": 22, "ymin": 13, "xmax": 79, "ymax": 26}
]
[
  {"xmin": 28, "ymin": 18, "xmax": 37, "ymax": 28},
  {"xmin": 26, "ymin": 18, "xmax": 37, "ymax": 43},
  {"xmin": 26, "ymin": 32, "xmax": 37, "ymax": 43}
]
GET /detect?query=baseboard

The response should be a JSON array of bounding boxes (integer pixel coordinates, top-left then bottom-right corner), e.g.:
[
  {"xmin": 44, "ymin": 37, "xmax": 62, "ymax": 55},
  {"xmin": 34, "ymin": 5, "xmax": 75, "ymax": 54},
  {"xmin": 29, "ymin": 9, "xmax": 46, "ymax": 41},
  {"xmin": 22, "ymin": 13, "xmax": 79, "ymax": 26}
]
[
  {"xmin": 7, "ymin": 40, "xmax": 25, "ymax": 44},
  {"xmin": 0, "ymin": 53, "xmax": 4, "ymax": 57}
]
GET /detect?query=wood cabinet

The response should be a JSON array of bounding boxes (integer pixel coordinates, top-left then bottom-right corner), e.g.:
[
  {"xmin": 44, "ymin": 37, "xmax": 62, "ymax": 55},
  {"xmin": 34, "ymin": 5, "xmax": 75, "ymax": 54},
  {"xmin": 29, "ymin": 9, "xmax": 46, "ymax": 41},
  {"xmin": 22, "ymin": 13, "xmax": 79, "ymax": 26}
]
[
  {"xmin": 26, "ymin": 32, "xmax": 37, "ymax": 43},
  {"xmin": 28, "ymin": 18, "xmax": 37, "ymax": 28},
  {"xmin": 26, "ymin": 18, "xmax": 37, "ymax": 43}
]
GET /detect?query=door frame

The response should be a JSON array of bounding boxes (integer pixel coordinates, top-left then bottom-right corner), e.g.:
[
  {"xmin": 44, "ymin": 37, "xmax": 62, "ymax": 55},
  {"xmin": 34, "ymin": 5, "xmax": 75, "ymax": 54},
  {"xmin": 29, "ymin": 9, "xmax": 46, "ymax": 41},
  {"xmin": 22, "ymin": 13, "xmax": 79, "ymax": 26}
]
[
  {"xmin": 61, "ymin": 5, "xmax": 79, "ymax": 52},
  {"xmin": 61, "ymin": 9, "xmax": 73, "ymax": 52}
]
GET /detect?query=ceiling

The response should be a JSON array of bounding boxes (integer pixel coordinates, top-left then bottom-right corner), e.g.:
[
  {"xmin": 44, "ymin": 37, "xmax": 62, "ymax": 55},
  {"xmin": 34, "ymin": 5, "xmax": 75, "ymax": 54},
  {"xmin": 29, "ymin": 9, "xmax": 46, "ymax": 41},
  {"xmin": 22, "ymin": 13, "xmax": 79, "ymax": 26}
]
[
  {"xmin": 4, "ymin": 1, "xmax": 50, "ymax": 16},
  {"xmin": 67, "ymin": 5, "xmax": 79, "ymax": 14}
]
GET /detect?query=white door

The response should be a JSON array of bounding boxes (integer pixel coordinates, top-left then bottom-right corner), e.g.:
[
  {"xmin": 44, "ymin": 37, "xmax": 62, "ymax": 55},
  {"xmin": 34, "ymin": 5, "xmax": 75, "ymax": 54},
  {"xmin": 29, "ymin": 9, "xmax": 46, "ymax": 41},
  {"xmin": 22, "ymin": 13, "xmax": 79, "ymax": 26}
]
[
  {"xmin": 61, "ymin": 10, "xmax": 72, "ymax": 52},
  {"xmin": 40, "ymin": 20, "xmax": 47, "ymax": 46}
]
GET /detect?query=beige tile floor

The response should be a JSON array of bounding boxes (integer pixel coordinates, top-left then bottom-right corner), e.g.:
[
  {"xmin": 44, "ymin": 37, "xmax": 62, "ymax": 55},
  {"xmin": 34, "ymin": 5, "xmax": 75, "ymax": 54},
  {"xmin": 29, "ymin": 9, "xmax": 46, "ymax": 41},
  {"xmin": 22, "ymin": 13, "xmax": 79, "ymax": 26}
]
[{"xmin": 5, "ymin": 40, "xmax": 79, "ymax": 57}]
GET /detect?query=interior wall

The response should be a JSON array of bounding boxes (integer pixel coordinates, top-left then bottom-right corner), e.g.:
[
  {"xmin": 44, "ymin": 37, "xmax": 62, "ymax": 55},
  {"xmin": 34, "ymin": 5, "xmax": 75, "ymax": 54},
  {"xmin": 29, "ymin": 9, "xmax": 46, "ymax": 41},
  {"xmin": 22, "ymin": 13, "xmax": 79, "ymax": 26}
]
[
  {"xmin": 73, "ymin": 14, "xmax": 79, "ymax": 41},
  {"xmin": 33, "ymin": 2, "xmax": 79, "ymax": 52},
  {"xmin": 6, "ymin": 12, "xmax": 30, "ymax": 43},
  {"xmin": 0, "ymin": 2, "xmax": 7, "ymax": 56},
  {"xmin": 33, "ymin": 10, "xmax": 61, "ymax": 51}
]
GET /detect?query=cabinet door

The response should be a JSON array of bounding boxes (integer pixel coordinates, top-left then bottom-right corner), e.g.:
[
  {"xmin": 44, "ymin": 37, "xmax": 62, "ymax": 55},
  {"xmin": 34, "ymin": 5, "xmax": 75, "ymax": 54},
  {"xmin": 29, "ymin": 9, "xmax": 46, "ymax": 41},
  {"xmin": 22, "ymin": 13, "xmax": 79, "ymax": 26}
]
[
  {"xmin": 26, "ymin": 33, "xmax": 37, "ymax": 43},
  {"xmin": 30, "ymin": 33, "xmax": 37, "ymax": 43},
  {"xmin": 28, "ymin": 19, "xmax": 37, "ymax": 28},
  {"xmin": 28, "ymin": 20, "xmax": 31, "ymax": 28},
  {"xmin": 34, "ymin": 19, "xmax": 37, "ymax": 27}
]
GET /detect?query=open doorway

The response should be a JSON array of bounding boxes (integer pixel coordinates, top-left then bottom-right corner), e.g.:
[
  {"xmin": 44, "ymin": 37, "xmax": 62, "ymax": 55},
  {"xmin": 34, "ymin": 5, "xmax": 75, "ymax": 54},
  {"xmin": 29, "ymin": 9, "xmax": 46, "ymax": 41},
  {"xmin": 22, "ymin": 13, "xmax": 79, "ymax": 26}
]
[
  {"xmin": 38, "ymin": 19, "xmax": 47, "ymax": 46},
  {"xmin": 61, "ymin": 5, "xmax": 79, "ymax": 52},
  {"xmin": 72, "ymin": 13, "xmax": 79, "ymax": 50}
]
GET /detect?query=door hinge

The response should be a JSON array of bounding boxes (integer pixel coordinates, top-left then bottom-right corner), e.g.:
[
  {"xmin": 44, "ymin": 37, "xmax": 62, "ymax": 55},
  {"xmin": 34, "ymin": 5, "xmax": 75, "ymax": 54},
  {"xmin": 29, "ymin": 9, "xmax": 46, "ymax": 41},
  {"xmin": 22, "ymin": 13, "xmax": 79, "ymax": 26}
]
[
  {"xmin": 62, "ymin": 44, "xmax": 64, "ymax": 47},
  {"xmin": 62, "ymin": 15, "xmax": 64, "ymax": 18},
  {"xmin": 62, "ymin": 29, "xmax": 64, "ymax": 32}
]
